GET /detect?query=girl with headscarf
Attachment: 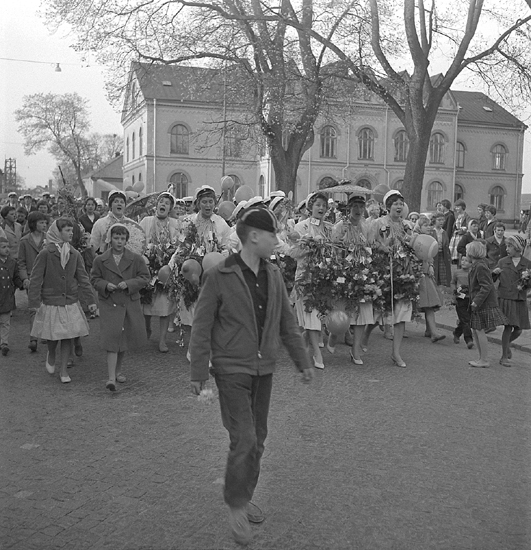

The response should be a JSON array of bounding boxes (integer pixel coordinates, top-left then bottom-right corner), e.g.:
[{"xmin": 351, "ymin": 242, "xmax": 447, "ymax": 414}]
[
  {"xmin": 28, "ymin": 219, "xmax": 96, "ymax": 384},
  {"xmin": 492, "ymin": 235, "xmax": 531, "ymax": 366},
  {"xmin": 140, "ymin": 192, "xmax": 182, "ymax": 353}
]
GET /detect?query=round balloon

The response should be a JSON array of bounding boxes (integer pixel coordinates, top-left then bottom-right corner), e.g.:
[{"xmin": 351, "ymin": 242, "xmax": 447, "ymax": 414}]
[
  {"xmin": 125, "ymin": 185, "xmax": 134, "ymax": 192},
  {"xmin": 132, "ymin": 181, "xmax": 145, "ymax": 193},
  {"xmin": 202, "ymin": 252, "xmax": 224, "ymax": 272},
  {"xmin": 217, "ymin": 201, "xmax": 235, "ymax": 220},
  {"xmin": 221, "ymin": 176, "xmax": 235, "ymax": 192},
  {"xmin": 410, "ymin": 233, "xmax": 438, "ymax": 260},
  {"xmin": 181, "ymin": 259, "xmax": 202, "ymax": 285},
  {"xmin": 234, "ymin": 185, "xmax": 254, "ymax": 203},
  {"xmin": 158, "ymin": 265, "xmax": 171, "ymax": 284},
  {"xmin": 401, "ymin": 202, "xmax": 409, "ymax": 219},
  {"xmin": 373, "ymin": 184, "xmax": 391, "ymax": 203},
  {"xmin": 123, "ymin": 176, "xmax": 132, "ymax": 188},
  {"xmin": 326, "ymin": 309, "xmax": 350, "ymax": 336}
]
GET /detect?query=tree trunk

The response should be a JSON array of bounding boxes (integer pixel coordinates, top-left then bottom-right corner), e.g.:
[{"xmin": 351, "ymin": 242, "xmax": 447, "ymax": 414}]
[{"xmin": 402, "ymin": 129, "xmax": 432, "ymax": 213}]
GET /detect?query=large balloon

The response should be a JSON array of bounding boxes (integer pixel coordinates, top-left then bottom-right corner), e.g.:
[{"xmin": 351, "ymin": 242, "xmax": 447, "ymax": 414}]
[
  {"xmin": 124, "ymin": 185, "xmax": 134, "ymax": 192},
  {"xmin": 202, "ymin": 252, "xmax": 224, "ymax": 272},
  {"xmin": 125, "ymin": 190, "xmax": 140, "ymax": 200},
  {"xmin": 400, "ymin": 202, "xmax": 409, "ymax": 219},
  {"xmin": 373, "ymin": 184, "xmax": 391, "ymax": 204},
  {"xmin": 217, "ymin": 201, "xmax": 235, "ymax": 220},
  {"xmin": 326, "ymin": 309, "xmax": 350, "ymax": 337},
  {"xmin": 181, "ymin": 259, "xmax": 202, "ymax": 285},
  {"xmin": 221, "ymin": 176, "xmax": 235, "ymax": 192},
  {"xmin": 410, "ymin": 233, "xmax": 438, "ymax": 260},
  {"xmin": 234, "ymin": 185, "xmax": 254, "ymax": 203},
  {"xmin": 132, "ymin": 181, "xmax": 145, "ymax": 193},
  {"xmin": 158, "ymin": 265, "xmax": 171, "ymax": 284},
  {"xmin": 123, "ymin": 176, "xmax": 132, "ymax": 188}
]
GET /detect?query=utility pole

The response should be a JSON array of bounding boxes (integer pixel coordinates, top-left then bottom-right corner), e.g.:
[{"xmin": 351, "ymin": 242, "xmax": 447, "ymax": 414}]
[{"xmin": 4, "ymin": 158, "xmax": 16, "ymax": 193}]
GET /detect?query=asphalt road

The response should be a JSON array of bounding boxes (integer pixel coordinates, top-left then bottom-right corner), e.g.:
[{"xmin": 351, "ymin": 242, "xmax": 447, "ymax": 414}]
[{"xmin": 1, "ymin": 300, "xmax": 530, "ymax": 550}]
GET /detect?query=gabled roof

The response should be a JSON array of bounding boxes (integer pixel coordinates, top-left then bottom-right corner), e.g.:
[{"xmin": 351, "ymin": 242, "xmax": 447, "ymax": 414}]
[
  {"xmin": 84, "ymin": 154, "xmax": 123, "ymax": 180},
  {"xmin": 132, "ymin": 62, "xmax": 225, "ymax": 103},
  {"xmin": 452, "ymin": 90, "xmax": 525, "ymax": 128}
]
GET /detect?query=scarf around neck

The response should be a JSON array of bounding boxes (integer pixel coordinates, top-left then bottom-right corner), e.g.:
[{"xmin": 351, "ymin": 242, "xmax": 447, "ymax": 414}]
[{"xmin": 46, "ymin": 220, "xmax": 71, "ymax": 269}]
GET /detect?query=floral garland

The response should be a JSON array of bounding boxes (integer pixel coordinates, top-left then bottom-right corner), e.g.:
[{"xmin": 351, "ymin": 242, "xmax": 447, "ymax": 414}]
[
  {"xmin": 140, "ymin": 223, "xmax": 177, "ymax": 305},
  {"xmin": 517, "ymin": 268, "xmax": 531, "ymax": 292},
  {"xmin": 270, "ymin": 252, "xmax": 297, "ymax": 294}
]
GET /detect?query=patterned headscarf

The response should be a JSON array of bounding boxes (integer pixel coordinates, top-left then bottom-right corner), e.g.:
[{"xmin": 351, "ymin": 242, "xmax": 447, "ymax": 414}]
[{"xmin": 46, "ymin": 220, "xmax": 71, "ymax": 269}]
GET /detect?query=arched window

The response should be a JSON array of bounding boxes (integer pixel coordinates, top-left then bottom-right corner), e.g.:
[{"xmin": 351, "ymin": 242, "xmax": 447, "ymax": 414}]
[
  {"xmin": 394, "ymin": 179, "xmax": 404, "ymax": 192},
  {"xmin": 427, "ymin": 181, "xmax": 444, "ymax": 210},
  {"xmin": 226, "ymin": 174, "xmax": 242, "ymax": 201},
  {"xmin": 170, "ymin": 124, "xmax": 189, "ymax": 155},
  {"xmin": 131, "ymin": 132, "xmax": 135, "ymax": 160},
  {"xmin": 126, "ymin": 137, "xmax": 129, "ymax": 163},
  {"xmin": 429, "ymin": 133, "xmax": 445, "ymax": 164},
  {"xmin": 394, "ymin": 131, "xmax": 409, "ymax": 162},
  {"xmin": 139, "ymin": 127, "xmax": 143, "ymax": 156},
  {"xmin": 224, "ymin": 127, "xmax": 243, "ymax": 158},
  {"xmin": 169, "ymin": 172, "xmax": 189, "ymax": 198},
  {"xmin": 492, "ymin": 144, "xmax": 507, "ymax": 170},
  {"xmin": 357, "ymin": 179, "xmax": 372, "ymax": 189},
  {"xmin": 456, "ymin": 142, "xmax": 465, "ymax": 168},
  {"xmin": 454, "ymin": 183, "xmax": 464, "ymax": 202},
  {"xmin": 258, "ymin": 175, "xmax": 265, "ymax": 197},
  {"xmin": 490, "ymin": 185, "xmax": 505, "ymax": 211},
  {"xmin": 318, "ymin": 176, "xmax": 337, "ymax": 189},
  {"xmin": 358, "ymin": 128, "xmax": 374, "ymax": 160},
  {"xmin": 320, "ymin": 126, "xmax": 337, "ymax": 158}
]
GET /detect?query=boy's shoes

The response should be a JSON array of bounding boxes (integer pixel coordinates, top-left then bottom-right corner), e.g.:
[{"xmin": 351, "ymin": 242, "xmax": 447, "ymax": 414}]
[
  {"xmin": 116, "ymin": 373, "xmax": 126, "ymax": 383},
  {"xmin": 246, "ymin": 502, "xmax": 264, "ymax": 524},
  {"xmin": 74, "ymin": 342, "xmax": 83, "ymax": 357},
  {"xmin": 28, "ymin": 340, "xmax": 38, "ymax": 352},
  {"xmin": 228, "ymin": 506, "xmax": 252, "ymax": 546},
  {"xmin": 106, "ymin": 380, "xmax": 116, "ymax": 392},
  {"xmin": 466, "ymin": 341, "xmax": 474, "ymax": 349},
  {"xmin": 453, "ymin": 335, "xmax": 460, "ymax": 344},
  {"xmin": 1, "ymin": 345, "xmax": 9, "ymax": 356}
]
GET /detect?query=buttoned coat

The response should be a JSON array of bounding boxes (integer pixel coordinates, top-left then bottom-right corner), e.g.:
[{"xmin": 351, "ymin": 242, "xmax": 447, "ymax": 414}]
[
  {"xmin": 0, "ymin": 257, "xmax": 24, "ymax": 313},
  {"xmin": 485, "ymin": 235, "xmax": 507, "ymax": 270},
  {"xmin": 90, "ymin": 248, "xmax": 149, "ymax": 352},
  {"xmin": 18, "ymin": 232, "xmax": 45, "ymax": 280},
  {"xmin": 2, "ymin": 222, "xmax": 22, "ymax": 260},
  {"xmin": 495, "ymin": 255, "xmax": 531, "ymax": 301},
  {"xmin": 28, "ymin": 244, "xmax": 94, "ymax": 309},
  {"xmin": 468, "ymin": 258, "xmax": 499, "ymax": 310}
]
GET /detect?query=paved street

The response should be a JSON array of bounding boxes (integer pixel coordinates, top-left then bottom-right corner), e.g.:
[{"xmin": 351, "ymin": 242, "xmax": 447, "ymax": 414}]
[{"xmin": 1, "ymin": 295, "xmax": 531, "ymax": 550}]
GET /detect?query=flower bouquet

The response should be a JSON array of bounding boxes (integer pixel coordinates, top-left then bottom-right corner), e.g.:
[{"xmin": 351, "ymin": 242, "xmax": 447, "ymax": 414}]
[{"xmin": 517, "ymin": 269, "xmax": 531, "ymax": 292}]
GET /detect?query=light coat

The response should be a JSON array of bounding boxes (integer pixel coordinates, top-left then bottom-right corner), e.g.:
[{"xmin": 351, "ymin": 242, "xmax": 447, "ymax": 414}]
[
  {"xmin": 495, "ymin": 255, "xmax": 531, "ymax": 301},
  {"xmin": 90, "ymin": 248, "xmax": 150, "ymax": 352},
  {"xmin": 18, "ymin": 232, "xmax": 45, "ymax": 280}
]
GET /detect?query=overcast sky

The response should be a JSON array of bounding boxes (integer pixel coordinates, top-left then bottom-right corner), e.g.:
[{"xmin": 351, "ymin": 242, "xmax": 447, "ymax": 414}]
[{"xmin": 1, "ymin": 0, "xmax": 530, "ymax": 195}]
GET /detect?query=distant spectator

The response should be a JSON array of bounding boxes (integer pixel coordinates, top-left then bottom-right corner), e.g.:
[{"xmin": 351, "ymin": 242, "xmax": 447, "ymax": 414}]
[
  {"xmin": 485, "ymin": 222, "xmax": 507, "ymax": 270},
  {"xmin": 457, "ymin": 219, "xmax": 481, "ymax": 260},
  {"xmin": 483, "ymin": 205, "xmax": 498, "ymax": 239},
  {"xmin": 16, "ymin": 207, "xmax": 28, "ymax": 227},
  {"xmin": 477, "ymin": 203, "xmax": 488, "ymax": 233},
  {"xmin": 450, "ymin": 199, "xmax": 471, "ymax": 263},
  {"xmin": 36, "ymin": 200, "xmax": 50, "ymax": 215},
  {"xmin": 78, "ymin": 197, "xmax": 101, "ymax": 234},
  {"xmin": 441, "ymin": 199, "xmax": 455, "ymax": 237},
  {"xmin": 0, "ymin": 206, "xmax": 22, "ymax": 260}
]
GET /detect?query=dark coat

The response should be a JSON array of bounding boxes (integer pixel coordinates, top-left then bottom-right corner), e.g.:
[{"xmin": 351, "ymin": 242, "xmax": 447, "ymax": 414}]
[
  {"xmin": 457, "ymin": 232, "xmax": 480, "ymax": 258},
  {"xmin": 79, "ymin": 212, "xmax": 100, "ymax": 234},
  {"xmin": 483, "ymin": 218, "xmax": 498, "ymax": 240},
  {"xmin": 469, "ymin": 258, "xmax": 499, "ymax": 310},
  {"xmin": 494, "ymin": 255, "xmax": 531, "ymax": 301},
  {"xmin": 28, "ymin": 244, "xmax": 94, "ymax": 309},
  {"xmin": 0, "ymin": 257, "xmax": 24, "ymax": 313},
  {"xmin": 443, "ymin": 210, "xmax": 455, "ymax": 238},
  {"xmin": 190, "ymin": 253, "xmax": 311, "ymax": 382},
  {"xmin": 485, "ymin": 235, "xmax": 507, "ymax": 270},
  {"xmin": 90, "ymin": 248, "xmax": 150, "ymax": 352},
  {"xmin": 18, "ymin": 233, "xmax": 45, "ymax": 280}
]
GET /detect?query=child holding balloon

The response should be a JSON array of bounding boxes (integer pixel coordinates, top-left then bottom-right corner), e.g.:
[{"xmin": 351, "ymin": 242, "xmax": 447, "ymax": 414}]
[{"xmin": 91, "ymin": 223, "xmax": 150, "ymax": 391}]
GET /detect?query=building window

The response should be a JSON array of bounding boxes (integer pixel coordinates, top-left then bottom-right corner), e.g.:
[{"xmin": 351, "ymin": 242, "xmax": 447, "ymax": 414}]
[
  {"xmin": 320, "ymin": 126, "xmax": 337, "ymax": 158},
  {"xmin": 126, "ymin": 137, "xmax": 129, "ymax": 163},
  {"xmin": 454, "ymin": 183, "xmax": 464, "ymax": 203},
  {"xmin": 394, "ymin": 131, "xmax": 409, "ymax": 162},
  {"xmin": 131, "ymin": 81, "xmax": 137, "ymax": 110},
  {"xmin": 394, "ymin": 179, "xmax": 404, "ymax": 192},
  {"xmin": 357, "ymin": 179, "xmax": 372, "ymax": 189},
  {"xmin": 224, "ymin": 126, "xmax": 243, "ymax": 158},
  {"xmin": 132, "ymin": 174, "xmax": 135, "ymax": 185},
  {"xmin": 358, "ymin": 128, "xmax": 374, "ymax": 160},
  {"xmin": 492, "ymin": 144, "xmax": 507, "ymax": 170},
  {"xmin": 170, "ymin": 124, "xmax": 189, "ymax": 155},
  {"xmin": 427, "ymin": 181, "xmax": 444, "ymax": 210},
  {"xmin": 132, "ymin": 132, "xmax": 135, "ymax": 160},
  {"xmin": 169, "ymin": 172, "xmax": 188, "ymax": 198},
  {"xmin": 456, "ymin": 142, "xmax": 465, "ymax": 168},
  {"xmin": 429, "ymin": 133, "xmax": 445, "ymax": 164},
  {"xmin": 139, "ymin": 127, "xmax": 143, "ymax": 156},
  {"xmin": 138, "ymin": 173, "xmax": 142, "ymax": 182},
  {"xmin": 318, "ymin": 176, "xmax": 337, "ymax": 189},
  {"xmin": 490, "ymin": 185, "xmax": 505, "ymax": 211},
  {"xmin": 259, "ymin": 175, "xmax": 265, "ymax": 197}
]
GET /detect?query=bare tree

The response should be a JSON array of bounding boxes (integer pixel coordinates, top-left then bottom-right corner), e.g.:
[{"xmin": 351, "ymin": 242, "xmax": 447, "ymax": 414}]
[{"xmin": 15, "ymin": 93, "xmax": 92, "ymax": 197}]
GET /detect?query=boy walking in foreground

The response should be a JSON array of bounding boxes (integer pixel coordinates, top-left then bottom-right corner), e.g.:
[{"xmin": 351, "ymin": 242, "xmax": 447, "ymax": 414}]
[{"xmin": 190, "ymin": 208, "xmax": 313, "ymax": 546}]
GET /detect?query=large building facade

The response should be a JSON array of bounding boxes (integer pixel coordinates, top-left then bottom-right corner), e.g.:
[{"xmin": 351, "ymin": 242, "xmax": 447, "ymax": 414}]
[{"xmin": 122, "ymin": 63, "xmax": 526, "ymax": 222}]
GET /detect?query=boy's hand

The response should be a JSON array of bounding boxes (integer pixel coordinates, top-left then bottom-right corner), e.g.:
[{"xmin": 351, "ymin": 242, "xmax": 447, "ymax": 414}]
[
  {"xmin": 117, "ymin": 281, "xmax": 128, "ymax": 290},
  {"xmin": 492, "ymin": 267, "xmax": 501, "ymax": 275},
  {"xmin": 107, "ymin": 283, "xmax": 117, "ymax": 292},
  {"xmin": 22, "ymin": 279, "xmax": 30, "ymax": 290},
  {"xmin": 191, "ymin": 380, "xmax": 206, "ymax": 395},
  {"xmin": 301, "ymin": 368, "xmax": 313, "ymax": 383}
]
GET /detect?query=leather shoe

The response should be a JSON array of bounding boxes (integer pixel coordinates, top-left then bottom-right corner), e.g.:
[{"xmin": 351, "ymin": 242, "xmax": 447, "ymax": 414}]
[
  {"xmin": 45, "ymin": 353, "xmax": 55, "ymax": 374},
  {"xmin": 106, "ymin": 380, "xmax": 116, "ymax": 392},
  {"xmin": 391, "ymin": 355, "xmax": 407, "ymax": 368},
  {"xmin": 1, "ymin": 345, "xmax": 9, "ymax": 356},
  {"xmin": 349, "ymin": 351, "xmax": 363, "ymax": 365},
  {"xmin": 28, "ymin": 340, "xmax": 38, "ymax": 352},
  {"xmin": 116, "ymin": 373, "xmax": 126, "ymax": 383},
  {"xmin": 229, "ymin": 506, "xmax": 252, "ymax": 546},
  {"xmin": 74, "ymin": 343, "xmax": 83, "ymax": 357},
  {"xmin": 453, "ymin": 335, "xmax": 460, "ymax": 344},
  {"xmin": 246, "ymin": 502, "xmax": 264, "ymax": 524},
  {"xmin": 466, "ymin": 341, "xmax": 474, "ymax": 349},
  {"xmin": 469, "ymin": 360, "xmax": 490, "ymax": 368},
  {"xmin": 313, "ymin": 356, "xmax": 325, "ymax": 369},
  {"xmin": 431, "ymin": 335, "xmax": 446, "ymax": 343},
  {"xmin": 60, "ymin": 375, "xmax": 71, "ymax": 384}
]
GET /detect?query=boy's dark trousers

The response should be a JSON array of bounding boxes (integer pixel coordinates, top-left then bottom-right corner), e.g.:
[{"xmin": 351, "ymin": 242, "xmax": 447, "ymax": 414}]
[
  {"xmin": 454, "ymin": 297, "xmax": 473, "ymax": 344},
  {"xmin": 215, "ymin": 372, "xmax": 273, "ymax": 509}
]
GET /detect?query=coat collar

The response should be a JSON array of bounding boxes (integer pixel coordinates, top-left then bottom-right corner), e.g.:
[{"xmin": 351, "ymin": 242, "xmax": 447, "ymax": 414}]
[{"xmin": 100, "ymin": 247, "xmax": 135, "ymax": 276}]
